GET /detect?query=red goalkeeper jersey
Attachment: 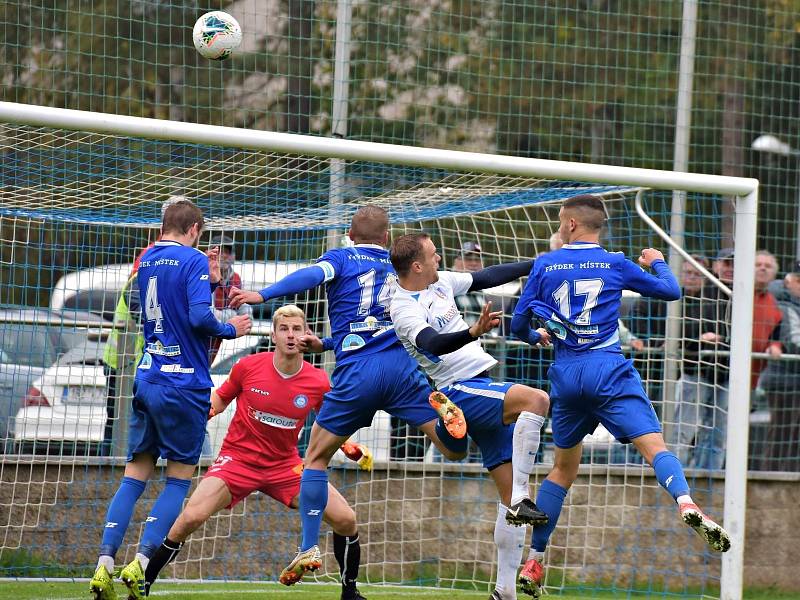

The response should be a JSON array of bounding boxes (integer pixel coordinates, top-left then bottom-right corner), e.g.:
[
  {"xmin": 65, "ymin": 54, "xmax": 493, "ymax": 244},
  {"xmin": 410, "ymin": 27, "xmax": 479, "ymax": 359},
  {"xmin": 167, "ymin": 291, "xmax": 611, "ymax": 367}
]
[{"xmin": 215, "ymin": 352, "xmax": 329, "ymax": 463}]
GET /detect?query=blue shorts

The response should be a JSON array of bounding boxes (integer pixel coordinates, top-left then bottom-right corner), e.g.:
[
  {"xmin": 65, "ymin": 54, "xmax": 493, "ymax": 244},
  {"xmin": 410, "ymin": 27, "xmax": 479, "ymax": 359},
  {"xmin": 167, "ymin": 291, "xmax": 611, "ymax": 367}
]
[
  {"xmin": 128, "ymin": 379, "xmax": 210, "ymax": 465},
  {"xmin": 314, "ymin": 345, "xmax": 439, "ymax": 437},
  {"xmin": 440, "ymin": 377, "xmax": 515, "ymax": 471},
  {"xmin": 549, "ymin": 352, "xmax": 661, "ymax": 449}
]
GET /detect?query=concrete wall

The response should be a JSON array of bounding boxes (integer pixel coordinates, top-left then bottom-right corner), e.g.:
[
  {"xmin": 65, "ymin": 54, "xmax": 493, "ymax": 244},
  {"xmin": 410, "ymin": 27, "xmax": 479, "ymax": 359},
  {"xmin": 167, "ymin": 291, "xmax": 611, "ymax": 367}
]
[{"xmin": 0, "ymin": 459, "xmax": 796, "ymax": 592}]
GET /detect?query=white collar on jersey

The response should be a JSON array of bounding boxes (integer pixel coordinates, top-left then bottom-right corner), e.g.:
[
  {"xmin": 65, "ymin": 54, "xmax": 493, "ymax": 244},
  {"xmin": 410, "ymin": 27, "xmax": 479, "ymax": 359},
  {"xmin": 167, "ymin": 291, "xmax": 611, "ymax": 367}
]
[
  {"xmin": 353, "ymin": 243, "xmax": 385, "ymax": 249},
  {"xmin": 562, "ymin": 243, "xmax": 601, "ymax": 250},
  {"xmin": 273, "ymin": 357, "xmax": 303, "ymax": 379},
  {"xmin": 154, "ymin": 240, "xmax": 183, "ymax": 247}
]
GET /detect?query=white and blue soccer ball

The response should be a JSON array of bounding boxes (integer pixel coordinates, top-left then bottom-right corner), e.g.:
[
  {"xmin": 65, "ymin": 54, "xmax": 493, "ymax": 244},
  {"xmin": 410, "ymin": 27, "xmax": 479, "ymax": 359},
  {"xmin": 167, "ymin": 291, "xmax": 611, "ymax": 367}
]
[{"xmin": 192, "ymin": 11, "xmax": 242, "ymax": 61}]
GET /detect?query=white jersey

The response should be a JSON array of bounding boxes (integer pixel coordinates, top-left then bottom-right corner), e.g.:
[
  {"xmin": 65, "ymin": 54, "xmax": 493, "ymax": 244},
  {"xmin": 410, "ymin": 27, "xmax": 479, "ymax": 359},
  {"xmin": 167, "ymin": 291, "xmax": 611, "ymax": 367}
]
[{"xmin": 390, "ymin": 271, "xmax": 497, "ymax": 389}]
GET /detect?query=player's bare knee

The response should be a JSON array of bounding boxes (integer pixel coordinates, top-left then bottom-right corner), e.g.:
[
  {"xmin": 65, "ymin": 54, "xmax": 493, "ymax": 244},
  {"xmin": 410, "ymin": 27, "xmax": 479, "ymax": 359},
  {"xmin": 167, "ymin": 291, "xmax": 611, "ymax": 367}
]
[
  {"xmin": 331, "ymin": 507, "xmax": 357, "ymax": 536},
  {"xmin": 525, "ymin": 388, "xmax": 549, "ymax": 415},
  {"xmin": 179, "ymin": 506, "xmax": 210, "ymax": 534}
]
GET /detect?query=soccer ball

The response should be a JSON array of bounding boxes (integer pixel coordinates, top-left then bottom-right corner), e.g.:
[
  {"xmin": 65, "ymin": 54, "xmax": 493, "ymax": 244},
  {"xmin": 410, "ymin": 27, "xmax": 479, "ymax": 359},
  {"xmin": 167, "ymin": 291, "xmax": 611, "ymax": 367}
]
[{"xmin": 192, "ymin": 11, "xmax": 242, "ymax": 61}]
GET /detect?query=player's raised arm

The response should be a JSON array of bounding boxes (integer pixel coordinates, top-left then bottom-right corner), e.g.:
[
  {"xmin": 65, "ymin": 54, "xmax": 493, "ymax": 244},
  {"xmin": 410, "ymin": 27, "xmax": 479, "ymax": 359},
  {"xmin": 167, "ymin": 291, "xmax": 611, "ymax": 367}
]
[
  {"xmin": 467, "ymin": 259, "xmax": 534, "ymax": 292},
  {"xmin": 228, "ymin": 261, "xmax": 334, "ymax": 309},
  {"xmin": 623, "ymin": 248, "xmax": 681, "ymax": 300}
]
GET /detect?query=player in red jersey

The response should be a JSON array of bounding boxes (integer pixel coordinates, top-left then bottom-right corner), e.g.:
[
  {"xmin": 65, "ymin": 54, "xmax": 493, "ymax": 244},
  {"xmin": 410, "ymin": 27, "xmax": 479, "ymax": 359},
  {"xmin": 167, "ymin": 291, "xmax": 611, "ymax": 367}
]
[{"xmin": 142, "ymin": 305, "xmax": 371, "ymax": 600}]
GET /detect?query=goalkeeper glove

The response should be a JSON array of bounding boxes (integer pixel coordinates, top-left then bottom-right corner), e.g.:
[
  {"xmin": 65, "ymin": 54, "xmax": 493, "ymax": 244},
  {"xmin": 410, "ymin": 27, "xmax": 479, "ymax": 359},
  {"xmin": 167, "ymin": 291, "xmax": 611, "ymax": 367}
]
[{"xmin": 340, "ymin": 441, "xmax": 373, "ymax": 472}]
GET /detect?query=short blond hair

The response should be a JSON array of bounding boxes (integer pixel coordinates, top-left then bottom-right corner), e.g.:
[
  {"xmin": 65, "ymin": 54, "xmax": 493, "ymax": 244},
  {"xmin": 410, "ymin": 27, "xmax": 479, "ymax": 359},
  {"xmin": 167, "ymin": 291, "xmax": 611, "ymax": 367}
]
[{"xmin": 272, "ymin": 304, "xmax": 306, "ymax": 328}]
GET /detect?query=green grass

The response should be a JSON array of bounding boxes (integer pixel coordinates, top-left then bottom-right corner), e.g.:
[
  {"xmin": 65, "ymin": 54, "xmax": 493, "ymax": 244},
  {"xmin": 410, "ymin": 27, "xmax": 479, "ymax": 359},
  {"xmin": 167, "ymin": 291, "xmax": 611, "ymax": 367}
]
[
  {"xmin": 0, "ymin": 582, "xmax": 798, "ymax": 600},
  {"xmin": 0, "ymin": 582, "xmax": 491, "ymax": 599}
]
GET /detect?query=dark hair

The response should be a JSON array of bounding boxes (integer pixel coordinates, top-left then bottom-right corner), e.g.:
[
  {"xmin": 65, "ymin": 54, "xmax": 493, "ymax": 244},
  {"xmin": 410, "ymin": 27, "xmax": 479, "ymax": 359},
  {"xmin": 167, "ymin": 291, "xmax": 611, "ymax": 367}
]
[
  {"xmin": 350, "ymin": 205, "xmax": 389, "ymax": 244},
  {"xmin": 162, "ymin": 199, "xmax": 204, "ymax": 235},
  {"xmin": 563, "ymin": 194, "xmax": 606, "ymax": 231},
  {"xmin": 390, "ymin": 232, "xmax": 430, "ymax": 276}
]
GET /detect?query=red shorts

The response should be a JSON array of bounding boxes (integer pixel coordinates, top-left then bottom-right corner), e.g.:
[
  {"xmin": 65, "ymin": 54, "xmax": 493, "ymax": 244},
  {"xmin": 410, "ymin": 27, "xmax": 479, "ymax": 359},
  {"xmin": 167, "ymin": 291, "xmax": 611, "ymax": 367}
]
[{"xmin": 203, "ymin": 452, "xmax": 303, "ymax": 509}]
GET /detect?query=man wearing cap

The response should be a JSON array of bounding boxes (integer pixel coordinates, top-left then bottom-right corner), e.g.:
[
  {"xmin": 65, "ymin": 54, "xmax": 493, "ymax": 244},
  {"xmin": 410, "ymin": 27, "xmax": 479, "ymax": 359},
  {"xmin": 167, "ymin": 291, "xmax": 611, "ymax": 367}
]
[
  {"xmin": 674, "ymin": 248, "xmax": 735, "ymax": 469},
  {"xmin": 680, "ymin": 248, "xmax": 781, "ymax": 469},
  {"xmin": 208, "ymin": 234, "xmax": 252, "ymax": 363}
]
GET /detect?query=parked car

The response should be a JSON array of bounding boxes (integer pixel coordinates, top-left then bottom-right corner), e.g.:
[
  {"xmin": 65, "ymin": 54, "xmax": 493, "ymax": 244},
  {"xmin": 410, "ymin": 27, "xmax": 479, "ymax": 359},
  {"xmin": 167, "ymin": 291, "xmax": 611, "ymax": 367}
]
[
  {"xmin": 50, "ymin": 260, "xmax": 318, "ymax": 322},
  {"xmin": 14, "ymin": 334, "xmax": 267, "ymax": 456},
  {"xmin": 0, "ymin": 307, "xmax": 110, "ymax": 453}
]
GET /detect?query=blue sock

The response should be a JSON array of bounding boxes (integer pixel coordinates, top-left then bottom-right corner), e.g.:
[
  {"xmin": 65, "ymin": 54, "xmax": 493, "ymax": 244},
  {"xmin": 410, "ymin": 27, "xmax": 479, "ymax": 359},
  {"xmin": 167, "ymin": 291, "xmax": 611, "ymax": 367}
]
[
  {"xmin": 99, "ymin": 476, "xmax": 147, "ymax": 558},
  {"xmin": 138, "ymin": 477, "xmax": 191, "ymax": 558},
  {"xmin": 531, "ymin": 479, "xmax": 568, "ymax": 552},
  {"xmin": 435, "ymin": 420, "xmax": 469, "ymax": 455},
  {"xmin": 299, "ymin": 469, "xmax": 329, "ymax": 551},
  {"xmin": 652, "ymin": 451, "xmax": 690, "ymax": 501}
]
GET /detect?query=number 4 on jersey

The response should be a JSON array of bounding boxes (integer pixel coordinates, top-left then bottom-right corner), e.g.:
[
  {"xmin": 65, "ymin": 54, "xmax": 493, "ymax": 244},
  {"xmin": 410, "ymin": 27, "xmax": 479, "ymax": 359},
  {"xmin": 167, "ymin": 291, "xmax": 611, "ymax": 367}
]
[{"xmin": 145, "ymin": 276, "xmax": 165, "ymax": 332}]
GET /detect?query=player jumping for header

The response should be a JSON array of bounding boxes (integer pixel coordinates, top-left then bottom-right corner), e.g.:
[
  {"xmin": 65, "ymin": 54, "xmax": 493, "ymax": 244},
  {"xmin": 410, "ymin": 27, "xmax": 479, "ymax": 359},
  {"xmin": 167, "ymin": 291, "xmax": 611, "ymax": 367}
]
[
  {"xmin": 228, "ymin": 206, "xmax": 469, "ymax": 584},
  {"xmin": 389, "ymin": 232, "xmax": 551, "ymax": 600},
  {"xmin": 511, "ymin": 194, "xmax": 730, "ymax": 598}
]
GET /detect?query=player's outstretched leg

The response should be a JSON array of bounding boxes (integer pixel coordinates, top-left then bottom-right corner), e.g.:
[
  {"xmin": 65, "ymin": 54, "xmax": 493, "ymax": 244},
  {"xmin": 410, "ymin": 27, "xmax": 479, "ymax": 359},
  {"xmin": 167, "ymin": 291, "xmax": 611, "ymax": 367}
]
[
  {"xmin": 636, "ymin": 435, "xmax": 731, "ymax": 553},
  {"xmin": 679, "ymin": 502, "xmax": 731, "ymax": 552},
  {"xmin": 89, "ymin": 564, "xmax": 118, "ymax": 600},
  {"xmin": 279, "ymin": 545, "xmax": 323, "ymax": 585},
  {"xmin": 429, "ymin": 391, "xmax": 467, "ymax": 439}
]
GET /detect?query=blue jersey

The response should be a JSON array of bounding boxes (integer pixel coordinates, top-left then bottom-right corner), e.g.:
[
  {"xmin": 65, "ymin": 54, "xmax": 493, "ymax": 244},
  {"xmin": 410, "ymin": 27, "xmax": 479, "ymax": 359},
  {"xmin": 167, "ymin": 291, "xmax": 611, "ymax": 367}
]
[
  {"xmin": 316, "ymin": 244, "xmax": 402, "ymax": 365},
  {"xmin": 515, "ymin": 242, "xmax": 680, "ymax": 356},
  {"xmin": 135, "ymin": 240, "xmax": 215, "ymax": 389}
]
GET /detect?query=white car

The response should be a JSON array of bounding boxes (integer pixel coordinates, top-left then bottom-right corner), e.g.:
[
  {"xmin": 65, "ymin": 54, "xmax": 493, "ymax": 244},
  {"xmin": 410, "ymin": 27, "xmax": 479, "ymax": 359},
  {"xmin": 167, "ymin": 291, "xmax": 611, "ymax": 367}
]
[
  {"xmin": 50, "ymin": 260, "xmax": 312, "ymax": 322},
  {"xmin": 14, "ymin": 335, "xmax": 265, "ymax": 456}
]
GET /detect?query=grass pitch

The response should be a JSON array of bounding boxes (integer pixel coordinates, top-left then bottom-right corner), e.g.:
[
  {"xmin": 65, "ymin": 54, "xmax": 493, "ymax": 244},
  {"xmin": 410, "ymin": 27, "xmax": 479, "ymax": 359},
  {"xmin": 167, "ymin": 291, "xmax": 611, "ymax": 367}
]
[{"xmin": 0, "ymin": 581, "xmax": 797, "ymax": 600}]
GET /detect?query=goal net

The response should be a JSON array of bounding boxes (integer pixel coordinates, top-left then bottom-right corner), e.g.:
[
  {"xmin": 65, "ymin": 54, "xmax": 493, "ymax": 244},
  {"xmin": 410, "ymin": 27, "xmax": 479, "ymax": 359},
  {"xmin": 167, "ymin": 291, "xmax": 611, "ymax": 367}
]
[{"xmin": 0, "ymin": 105, "xmax": 756, "ymax": 599}]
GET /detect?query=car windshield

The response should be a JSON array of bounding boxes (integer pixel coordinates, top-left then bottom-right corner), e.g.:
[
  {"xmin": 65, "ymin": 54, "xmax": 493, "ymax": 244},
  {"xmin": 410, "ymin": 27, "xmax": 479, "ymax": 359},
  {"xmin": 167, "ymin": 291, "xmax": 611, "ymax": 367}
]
[
  {"xmin": 0, "ymin": 320, "xmax": 102, "ymax": 368},
  {"xmin": 63, "ymin": 290, "xmax": 120, "ymax": 323},
  {"xmin": 0, "ymin": 324, "xmax": 56, "ymax": 367}
]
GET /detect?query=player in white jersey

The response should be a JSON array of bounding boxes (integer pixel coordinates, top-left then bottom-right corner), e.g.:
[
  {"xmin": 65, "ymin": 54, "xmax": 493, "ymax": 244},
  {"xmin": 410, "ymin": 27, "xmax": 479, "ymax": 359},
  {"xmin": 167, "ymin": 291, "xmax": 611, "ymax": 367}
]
[{"xmin": 389, "ymin": 232, "xmax": 550, "ymax": 600}]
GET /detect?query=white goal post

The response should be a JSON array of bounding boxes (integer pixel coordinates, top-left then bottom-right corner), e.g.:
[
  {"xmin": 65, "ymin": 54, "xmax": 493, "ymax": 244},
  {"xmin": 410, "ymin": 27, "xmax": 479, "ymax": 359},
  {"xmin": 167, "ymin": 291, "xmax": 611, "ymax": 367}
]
[{"xmin": 0, "ymin": 100, "xmax": 757, "ymax": 600}]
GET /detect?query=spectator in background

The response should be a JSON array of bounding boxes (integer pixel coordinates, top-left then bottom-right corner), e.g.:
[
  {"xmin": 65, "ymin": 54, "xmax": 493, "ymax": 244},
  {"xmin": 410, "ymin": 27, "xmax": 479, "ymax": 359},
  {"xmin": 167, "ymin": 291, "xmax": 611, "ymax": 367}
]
[
  {"xmin": 452, "ymin": 241, "xmax": 485, "ymax": 326},
  {"xmin": 630, "ymin": 256, "xmax": 708, "ymax": 410},
  {"xmin": 682, "ymin": 249, "xmax": 781, "ymax": 469},
  {"xmin": 758, "ymin": 266, "xmax": 800, "ymax": 471},
  {"xmin": 548, "ymin": 231, "xmax": 563, "ymax": 252},
  {"xmin": 663, "ymin": 256, "xmax": 718, "ymax": 466},
  {"xmin": 680, "ymin": 250, "xmax": 733, "ymax": 469},
  {"xmin": 750, "ymin": 251, "xmax": 782, "ymax": 389},
  {"xmin": 207, "ymin": 234, "xmax": 252, "ymax": 364}
]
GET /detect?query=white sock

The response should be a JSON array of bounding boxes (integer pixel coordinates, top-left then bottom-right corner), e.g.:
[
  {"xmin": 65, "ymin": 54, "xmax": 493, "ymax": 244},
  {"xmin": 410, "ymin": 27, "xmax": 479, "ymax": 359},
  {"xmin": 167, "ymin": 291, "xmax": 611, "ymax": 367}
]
[
  {"xmin": 135, "ymin": 552, "xmax": 150, "ymax": 570},
  {"xmin": 97, "ymin": 555, "xmax": 114, "ymax": 573},
  {"xmin": 528, "ymin": 548, "xmax": 545, "ymax": 563},
  {"xmin": 494, "ymin": 504, "xmax": 525, "ymax": 599},
  {"xmin": 677, "ymin": 494, "xmax": 694, "ymax": 505},
  {"xmin": 510, "ymin": 411, "xmax": 545, "ymax": 506}
]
